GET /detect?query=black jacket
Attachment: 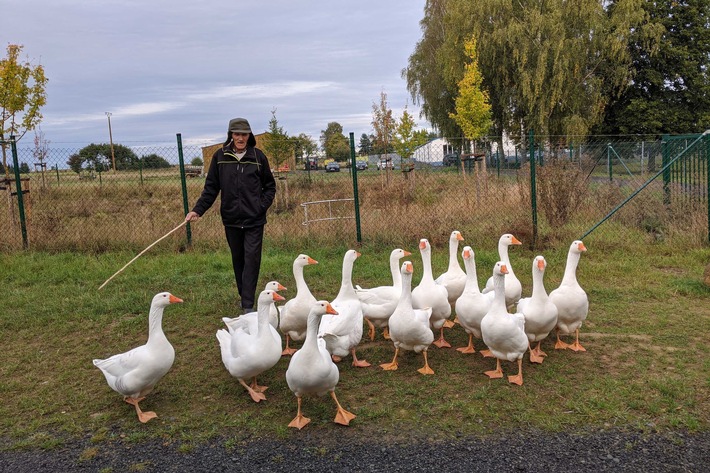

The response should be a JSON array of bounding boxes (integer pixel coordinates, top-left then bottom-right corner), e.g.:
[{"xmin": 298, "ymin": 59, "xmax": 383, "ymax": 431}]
[{"xmin": 192, "ymin": 145, "xmax": 276, "ymax": 228}]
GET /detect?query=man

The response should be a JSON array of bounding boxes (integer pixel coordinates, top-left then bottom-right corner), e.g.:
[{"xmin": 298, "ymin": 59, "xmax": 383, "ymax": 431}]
[{"xmin": 185, "ymin": 117, "xmax": 276, "ymax": 313}]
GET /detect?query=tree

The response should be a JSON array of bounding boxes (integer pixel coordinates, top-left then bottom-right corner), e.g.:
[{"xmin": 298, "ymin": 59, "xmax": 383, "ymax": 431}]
[
  {"xmin": 404, "ymin": 0, "xmax": 645, "ymax": 142},
  {"xmin": 358, "ymin": 133, "xmax": 373, "ymax": 156},
  {"xmin": 371, "ymin": 91, "xmax": 395, "ymax": 156},
  {"xmin": 290, "ymin": 133, "xmax": 318, "ymax": 164},
  {"xmin": 262, "ymin": 109, "xmax": 293, "ymax": 169},
  {"xmin": 320, "ymin": 122, "xmax": 350, "ymax": 161},
  {"xmin": 403, "ymin": 0, "xmax": 464, "ymax": 139},
  {"xmin": 597, "ymin": 0, "xmax": 708, "ymax": 135},
  {"xmin": 141, "ymin": 154, "xmax": 171, "ymax": 169},
  {"xmin": 190, "ymin": 157, "xmax": 203, "ymax": 166},
  {"xmin": 449, "ymin": 37, "xmax": 492, "ymax": 141},
  {"xmin": 66, "ymin": 143, "xmax": 138, "ymax": 173},
  {"xmin": 0, "ymin": 44, "xmax": 48, "ymax": 175},
  {"xmin": 393, "ymin": 106, "xmax": 429, "ymax": 159}
]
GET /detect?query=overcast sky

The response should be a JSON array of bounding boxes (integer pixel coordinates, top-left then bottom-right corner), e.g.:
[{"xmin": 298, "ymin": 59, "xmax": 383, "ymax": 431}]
[{"xmin": 4, "ymin": 0, "xmax": 430, "ymax": 150}]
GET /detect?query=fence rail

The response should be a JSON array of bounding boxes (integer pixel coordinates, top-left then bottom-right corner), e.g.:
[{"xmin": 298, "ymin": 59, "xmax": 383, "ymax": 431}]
[{"xmin": 1, "ymin": 133, "xmax": 707, "ymax": 252}]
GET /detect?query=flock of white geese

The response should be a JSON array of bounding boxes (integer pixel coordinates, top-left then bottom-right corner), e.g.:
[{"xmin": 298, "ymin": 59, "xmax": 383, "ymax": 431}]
[{"xmin": 93, "ymin": 233, "xmax": 589, "ymax": 429}]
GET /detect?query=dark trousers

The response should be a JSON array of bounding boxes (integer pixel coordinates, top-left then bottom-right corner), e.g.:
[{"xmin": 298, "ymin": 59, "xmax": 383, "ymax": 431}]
[{"xmin": 224, "ymin": 225, "xmax": 264, "ymax": 309}]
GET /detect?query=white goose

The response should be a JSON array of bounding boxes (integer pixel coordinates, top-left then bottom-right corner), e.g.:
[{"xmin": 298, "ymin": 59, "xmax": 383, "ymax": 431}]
[
  {"xmin": 279, "ymin": 254, "xmax": 318, "ymax": 356},
  {"xmin": 216, "ymin": 289, "xmax": 285, "ymax": 402},
  {"xmin": 517, "ymin": 255, "xmax": 558, "ymax": 363},
  {"xmin": 318, "ymin": 249, "xmax": 370, "ymax": 367},
  {"xmin": 380, "ymin": 261, "xmax": 435, "ymax": 375},
  {"xmin": 355, "ymin": 248, "xmax": 411, "ymax": 340},
  {"xmin": 93, "ymin": 292, "xmax": 183, "ymax": 423},
  {"xmin": 482, "ymin": 233, "xmax": 523, "ymax": 309},
  {"xmin": 549, "ymin": 240, "xmax": 588, "ymax": 352},
  {"xmin": 412, "ymin": 238, "xmax": 452, "ymax": 348},
  {"xmin": 286, "ymin": 300, "xmax": 356, "ymax": 429},
  {"xmin": 222, "ymin": 281, "xmax": 287, "ymax": 332},
  {"xmin": 454, "ymin": 246, "xmax": 494, "ymax": 354},
  {"xmin": 435, "ymin": 230, "xmax": 467, "ymax": 305},
  {"xmin": 480, "ymin": 262, "xmax": 528, "ymax": 385}
]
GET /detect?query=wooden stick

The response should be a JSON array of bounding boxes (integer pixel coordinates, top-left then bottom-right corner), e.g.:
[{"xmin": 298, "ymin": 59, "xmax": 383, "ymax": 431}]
[{"xmin": 98, "ymin": 220, "xmax": 187, "ymax": 290}]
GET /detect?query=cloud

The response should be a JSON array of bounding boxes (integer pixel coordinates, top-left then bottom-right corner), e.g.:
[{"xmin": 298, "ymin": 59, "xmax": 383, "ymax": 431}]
[{"xmin": 186, "ymin": 81, "xmax": 336, "ymax": 102}]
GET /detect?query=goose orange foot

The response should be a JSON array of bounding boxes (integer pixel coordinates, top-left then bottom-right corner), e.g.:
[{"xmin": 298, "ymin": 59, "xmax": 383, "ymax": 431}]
[
  {"xmin": 529, "ymin": 350, "xmax": 545, "ymax": 364},
  {"xmin": 508, "ymin": 359, "xmax": 524, "ymax": 385},
  {"xmin": 288, "ymin": 414, "xmax": 310, "ymax": 430},
  {"xmin": 508, "ymin": 374, "xmax": 523, "ymax": 385},
  {"xmin": 365, "ymin": 318, "xmax": 376, "ymax": 341},
  {"xmin": 331, "ymin": 392, "xmax": 356, "ymax": 426},
  {"xmin": 433, "ymin": 328, "xmax": 451, "ymax": 348},
  {"xmin": 417, "ymin": 351, "xmax": 435, "ymax": 375},
  {"xmin": 456, "ymin": 335, "xmax": 476, "ymax": 354},
  {"xmin": 250, "ymin": 379, "xmax": 269, "ymax": 393},
  {"xmin": 240, "ymin": 379, "xmax": 266, "ymax": 402},
  {"xmin": 484, "ymin": 359, "xmax": 503, "ymax": 379},
  {"xmin": 124, "ymin": 397, "xmax": 157, "ymax": 423},
  {"xmin": 351, "ymin": 349, "xmax": 371, "ymax": 368},
  {"xmin": 480, "ymin": 349, "xmax": 495, "ymax": 358},
  {"xmin": 380, "ymin": 348, "xmax": 399, "ymax": 370},
  {"xmin": 443, "ymin": 319, "xmax": 455, "ymax": 328}
]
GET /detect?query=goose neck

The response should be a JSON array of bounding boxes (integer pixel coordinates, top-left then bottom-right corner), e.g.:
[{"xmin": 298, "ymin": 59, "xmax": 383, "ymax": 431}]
[
  {"xmin": 562, "ymin": 252, "xmax": 581, "ymax": 284},
  {"xmin": 492, "ymin": 273, "xmax": 507, "ymax": 310},
  {"xmin": 464, "ymin": 259, "xmax": 481, "ymax": 293},
  {"xmin": 147, "ymin": 305, "xmax": 168, "ymax": 345}
]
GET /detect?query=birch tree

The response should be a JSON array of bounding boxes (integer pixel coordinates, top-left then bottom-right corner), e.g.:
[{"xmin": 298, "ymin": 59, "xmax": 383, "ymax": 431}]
[{"xmin": 0, "ymin": 44, "xmax": 48, "ymax": 175}]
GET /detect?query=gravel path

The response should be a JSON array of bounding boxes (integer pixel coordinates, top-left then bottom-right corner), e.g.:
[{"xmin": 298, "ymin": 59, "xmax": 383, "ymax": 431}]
[{"xmin": 1, "ymin": 429, "xmax": 708, "ymax": 472}]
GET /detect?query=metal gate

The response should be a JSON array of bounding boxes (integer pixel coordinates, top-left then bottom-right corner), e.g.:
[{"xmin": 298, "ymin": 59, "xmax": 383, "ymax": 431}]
[{"xmin": 582, "ymin": 131, "xmax": 710, "ymax": 242}]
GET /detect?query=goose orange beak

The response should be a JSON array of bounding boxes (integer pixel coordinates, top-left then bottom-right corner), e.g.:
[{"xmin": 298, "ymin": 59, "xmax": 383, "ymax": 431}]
[
  {"xmin": 273, "ymin": 292, "xmax": 286, "ymax": 302},
  {"xmin": 326, "ymin": 302, "xmax": 338, "ymax": 315},
  {"xmin": 403, "ymin": 250, "xmax": 412, "ymax": 256},
  {"xmin": 307, "ymin": 257, "xmax": 318, "ymax": 265},
  {"xmin": 500, "ymin": 264, "xmax": 509, "ymax": 274},
  {"xmin": 457, "ymin": 233, "xmax": 464, "ymax": 241},
  {"xmin": 578, "ymin": 242, "xmax": 587, "ymax": 252},
  {"xmin": 419, "ymin": 240, "xmax": 427, "ymax": 250},
  {"xmin": 511, "ymin": 236, "xmax": 522, "ymax": 245},
  {"xmin": 537, "ymin": 258, "xmax": 546, "ymax": 271},
  {"xmin": 277, "ymin": 282, "xmax": 287, "ymax": 291},
  {"xmin": 169, "ymin": 294, "xmax": 183, "ymax": 304}
]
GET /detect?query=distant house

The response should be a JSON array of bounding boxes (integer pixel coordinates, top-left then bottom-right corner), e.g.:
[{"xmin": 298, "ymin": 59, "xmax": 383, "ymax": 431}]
[
  {"xmin": 412, "ymin": 138, "xmax": 457, "ymax": 165},
  {"xmin": 200, "ymin": 133, "xmax": 295, "ymax": 174}
]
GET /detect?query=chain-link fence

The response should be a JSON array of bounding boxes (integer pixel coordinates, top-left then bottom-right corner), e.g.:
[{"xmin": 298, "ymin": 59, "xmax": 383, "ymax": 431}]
[{"xmin": 1, "ymin": 133, "xmax": 707, "ymax": 252}]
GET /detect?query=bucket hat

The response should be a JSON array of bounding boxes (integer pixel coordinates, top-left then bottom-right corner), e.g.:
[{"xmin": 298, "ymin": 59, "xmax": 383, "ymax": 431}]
[{"xmin": 228, "ymin": 118, "xmax": 252, "ymax": 134}]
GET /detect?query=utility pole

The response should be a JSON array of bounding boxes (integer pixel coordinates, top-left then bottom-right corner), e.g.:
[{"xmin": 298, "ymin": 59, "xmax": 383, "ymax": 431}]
[{"xmin": 105, "ymin": 112, "xmax": 116, "ymax": 171}]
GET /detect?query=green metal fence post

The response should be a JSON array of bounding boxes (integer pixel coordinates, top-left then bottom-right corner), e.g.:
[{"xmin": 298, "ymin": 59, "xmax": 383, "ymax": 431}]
[
  {"xmin": 662, "ymin": 135, "xmax": 670, "ymax": 206},
  {"xmin": 177, "ymin": 133, "xmax": 192, "ymax": 246},
  {"xmin": 10, "ymin": 136, "xmax": 29, "ymax": 249},
  {"xmin": 55, "ymin": 164, "xmax": 60, "ymax": 185},
  {"xmin": 706, "ymin": 133, "xmax": 710, "ymax": 243},
  {"xmin": 349, "ymin": 132, "xmax": 362, "ymax": 244},
  {"xmin": 607, "ymin": 143, "xmax": 613, "ymax": 181},
  {"xmin": 529, "ymin": 130, "xmax": 537, "ymax": 248}
]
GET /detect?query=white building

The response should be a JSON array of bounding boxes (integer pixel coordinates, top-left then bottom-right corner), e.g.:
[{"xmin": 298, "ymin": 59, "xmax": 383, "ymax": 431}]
[{"xmin": 412, "ymin": 138, "xmax": 456, "ymax": 165}]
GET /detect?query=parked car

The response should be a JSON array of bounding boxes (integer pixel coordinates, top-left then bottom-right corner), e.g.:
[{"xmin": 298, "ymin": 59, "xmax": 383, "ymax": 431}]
[
  {"xmin": 377, "ymin": 159, "xmax": 393, "ymax": 170},
  {"xmin": 304, "ymin": 157, "xmax": 318, "ymax": 170},
  {"xmin": 325, "ymin": 161, "xmax": 341, "ymax": 172},
  {"xmin": 443, "ymin": 153, "xmax": 459, "ymax": 167},
  {"xmin": 356, "ymin": 160, "xmax": 368, "ymax": 171}
]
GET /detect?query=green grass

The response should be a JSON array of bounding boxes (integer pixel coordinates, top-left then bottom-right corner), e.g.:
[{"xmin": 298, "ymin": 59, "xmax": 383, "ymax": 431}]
[{"xmin": 1, "ymin": 236, "xmax": 709, "ymax": 450}]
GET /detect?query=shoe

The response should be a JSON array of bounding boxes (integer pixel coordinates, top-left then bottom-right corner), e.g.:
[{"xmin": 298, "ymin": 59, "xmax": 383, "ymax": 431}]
[{"xmin": 242, "ymin": 307, "xmax": 253, "ymax": 315}]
